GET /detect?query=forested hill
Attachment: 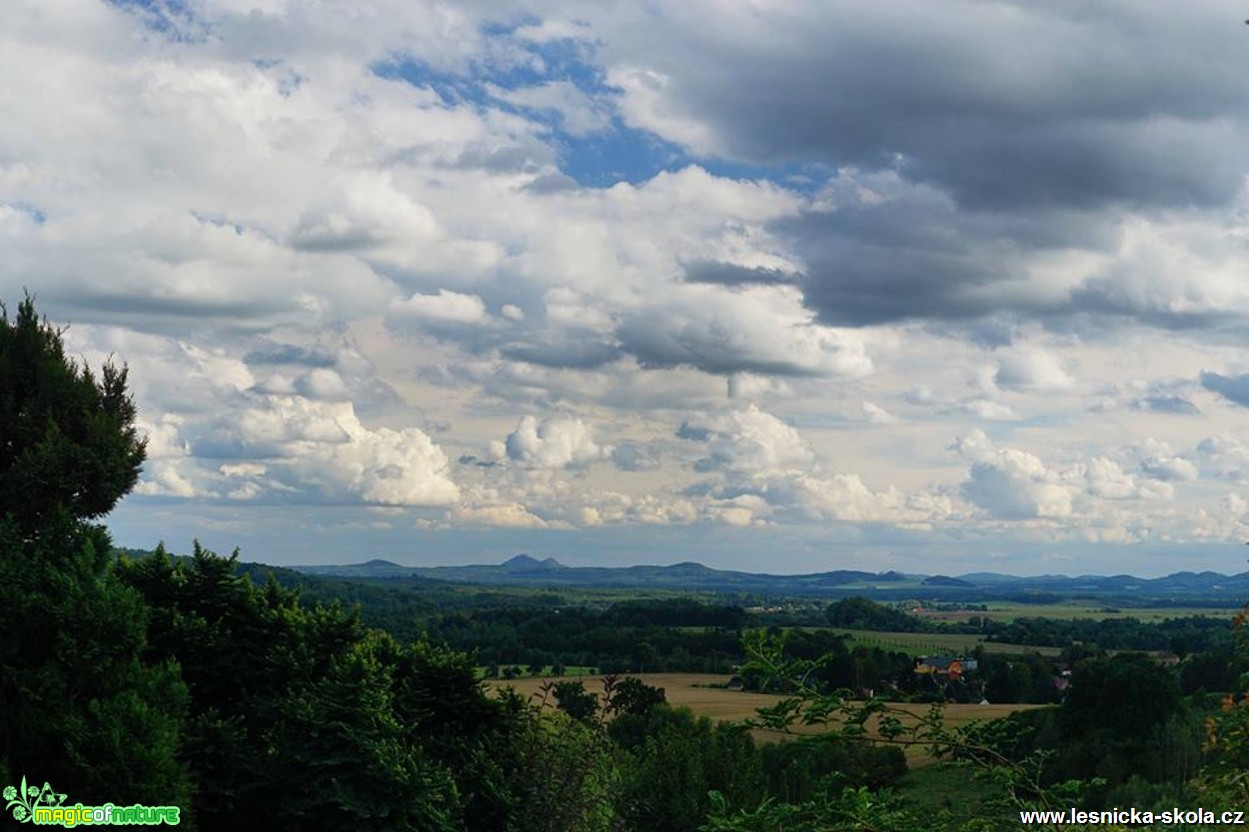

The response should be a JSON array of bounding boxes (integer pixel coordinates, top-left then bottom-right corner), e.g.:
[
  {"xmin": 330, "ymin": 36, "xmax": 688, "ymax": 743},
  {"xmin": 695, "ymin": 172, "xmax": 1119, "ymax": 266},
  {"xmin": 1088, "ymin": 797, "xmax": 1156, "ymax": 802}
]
[{"xmin": 290, "ymin": 554, "xmax": 1249, "ymax": 603}]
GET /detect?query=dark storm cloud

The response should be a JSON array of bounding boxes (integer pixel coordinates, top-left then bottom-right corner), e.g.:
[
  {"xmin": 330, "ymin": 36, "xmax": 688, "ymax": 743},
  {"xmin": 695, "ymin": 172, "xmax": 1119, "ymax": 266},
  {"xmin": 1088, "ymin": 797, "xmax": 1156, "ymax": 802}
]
[
  {"xmin": 611, "ymin": 440, "xmax": 664, "ymax": 471},
  {"xmin": 616, "ymin": 315, "xmax": 824, "ymax": 377},
  {"xmin": 69, "ymin": 291, "xmax": 279, "ymax": 323},
  {"xmin": 1200, "ymin": 371, "xmax": 1249, "ymax": 407},
  {"xmin": 613, "ymin": 2, "xmax": 1249, "ymax": 212},
  {"xmin": 595, "ymin": 2, "xmax": 1249, "ymax": 331},
  {"xmin": 681, "ymin": 260, "xmax": 799, "ymax": 287},
  {"xmin": 675, "ymin": 422, "xmax": 711, "ymax": 442},
  {"xmin": 777, "ymin": 178, "xmax": 1107, "ymax": 326},
  {"xmin": 1134, "ymin": 395, "xmax": 1202, "ymax": 416},
  {"xmin": 243, "ymin": 341, "xmax": 338, "ymax": 368},
  {"xmin": 499, "ymin": 337, "xmax": 622, "ymax": 369}
]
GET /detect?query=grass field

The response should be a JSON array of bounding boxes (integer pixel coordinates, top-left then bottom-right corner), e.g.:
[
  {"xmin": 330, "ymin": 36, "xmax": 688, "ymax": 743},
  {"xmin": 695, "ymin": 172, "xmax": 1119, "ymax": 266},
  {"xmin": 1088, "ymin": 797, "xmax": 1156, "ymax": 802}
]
[
  {"xmin": 915, "ymin": 603, "xmax": 1241, "ymax": 624},
  {"xmin": 488, "ymin": 672, "xmax": 1042, "ymax": 764},
  {"xmin": 832, "ymin": 628, "xmax": 1062, "ymax": 657},
  {"xmin": 898, "ymin": 762, "xmax": 999, "ymax": 827}
]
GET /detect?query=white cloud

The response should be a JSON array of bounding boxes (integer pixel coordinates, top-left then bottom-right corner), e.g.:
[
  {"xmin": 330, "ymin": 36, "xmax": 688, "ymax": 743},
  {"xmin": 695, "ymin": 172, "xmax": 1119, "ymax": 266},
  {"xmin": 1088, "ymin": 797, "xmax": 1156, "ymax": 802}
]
[
  {"xmin": 1136, "ymin": 440, "xmax": 1200, "ymax": 482},
  {"xmin": 294, "ymin": 368, "xmax": 350, "ymax": 400},
  {"xmin": 862, "ymin": 402, "xmax": 900, "ymax": 425},
  {"xmin": 953, "ymin": 431, "xmax": 1076, "ymax": 519},
  {"xmin": 994, "ymin": 347, "xmax": 1074, "ymax": 393},
  {"xmin": 951, "ymin": 430, "xmax": 1173, "ymax": 526},
  {"xmin": 763, "ymin": 473, "xmax": 954, "ymax": 528},
  {"xmin": 1195, "ymin": 434, "xmax": 1249, "ymax": 482},
  {"xmin": 453, "ymin": 501, "xmax": 550, "ymax": 528},
  {"xmin": 486, "ymin": 81, "xmax": 613, "ymax": 137},
  {"xmin": 607, "ymin": 65, "xmax": 722, "ymax": 155},
  {"xmin": 498, "ymin": 415, "xmax": 610, "ymax": 469},
  {"xmin": 390, "ymin": 290, "xmax": 491, "ymax": 325},
  {"xmin": 6, "ymin": 0, "xmax": 1249, "ymax": 569},
  {"xmin": 208, "ymin": 396, "xmax": 460, "ymax": 506},
  {"xmin": 680, "ymin": 404, "xmax": 814, "ymax": 475},
  {"xmin": 619, "ymin": 283, "xmax": 874, "ymax": 378}
]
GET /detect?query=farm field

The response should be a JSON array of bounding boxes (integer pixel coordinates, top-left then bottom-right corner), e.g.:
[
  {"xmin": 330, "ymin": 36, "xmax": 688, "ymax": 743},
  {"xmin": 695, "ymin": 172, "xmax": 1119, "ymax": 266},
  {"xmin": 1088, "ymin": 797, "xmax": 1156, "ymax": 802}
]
[
  {"xmin": 831, "ymin": 628, "xmax": 1063, "ymax": 657},
  {"xmin": 914, "ymin": 603, "xmax": 1241, "ymax": 624},
  {"xmin": 488, "ymin": 672, "xmax": 1042, "ymax": 764}
]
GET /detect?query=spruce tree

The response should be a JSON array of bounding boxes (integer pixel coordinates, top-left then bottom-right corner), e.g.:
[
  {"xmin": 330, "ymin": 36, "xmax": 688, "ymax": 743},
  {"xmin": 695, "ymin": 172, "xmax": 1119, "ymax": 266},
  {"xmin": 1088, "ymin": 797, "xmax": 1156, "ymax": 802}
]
[
  {"xmin": 0, "ymin": 295, "xmax": 189, "ymax": 821},
  {"xmin": 0, "ymin": 294, "xmax": 145, "ymax": 536}
]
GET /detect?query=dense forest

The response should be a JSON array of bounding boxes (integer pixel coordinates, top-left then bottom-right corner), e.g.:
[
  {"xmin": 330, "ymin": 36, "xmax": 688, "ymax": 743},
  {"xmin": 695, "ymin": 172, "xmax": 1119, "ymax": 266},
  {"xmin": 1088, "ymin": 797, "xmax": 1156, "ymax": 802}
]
[{"xmin": 4, "ymin": 295, "xmax": 1249, "ymax": 830}]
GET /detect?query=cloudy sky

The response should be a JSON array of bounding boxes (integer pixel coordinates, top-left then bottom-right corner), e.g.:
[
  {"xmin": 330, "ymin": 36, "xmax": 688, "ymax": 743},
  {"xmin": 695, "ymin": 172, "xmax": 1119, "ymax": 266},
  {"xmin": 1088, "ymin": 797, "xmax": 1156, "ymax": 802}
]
[{"xmin": 6, "ymin": 0, "xmax": 1249, "ymax": 576}]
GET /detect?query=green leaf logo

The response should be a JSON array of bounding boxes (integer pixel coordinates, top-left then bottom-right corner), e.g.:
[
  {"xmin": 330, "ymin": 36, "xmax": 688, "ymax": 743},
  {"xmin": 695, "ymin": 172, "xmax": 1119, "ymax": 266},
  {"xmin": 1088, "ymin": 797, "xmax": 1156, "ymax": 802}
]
[{"xmin": 4, "ymin": 775, "xmax": 64, "ymax": 823}]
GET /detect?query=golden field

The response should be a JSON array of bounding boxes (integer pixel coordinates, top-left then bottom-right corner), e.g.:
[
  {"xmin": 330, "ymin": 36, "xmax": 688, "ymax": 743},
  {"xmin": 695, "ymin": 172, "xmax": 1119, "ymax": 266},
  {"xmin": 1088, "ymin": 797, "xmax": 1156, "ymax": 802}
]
[{"xmin": 487, "ymin": 672, "xmax": 1041, "ymax": 764}]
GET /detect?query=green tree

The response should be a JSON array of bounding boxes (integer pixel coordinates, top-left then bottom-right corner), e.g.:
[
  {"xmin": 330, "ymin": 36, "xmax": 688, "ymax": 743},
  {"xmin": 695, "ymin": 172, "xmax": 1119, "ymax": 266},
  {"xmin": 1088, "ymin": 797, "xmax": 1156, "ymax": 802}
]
[
  {"xmin": 0, "ymin": 297, "xmax": 188, "ymax": 817},
  {"xmin": 1195, "ymin": 605, "xmax": 1249, "ymax": 809},
  {"xmin": 551, "ymin": 681, "xmax": 601, "ymax": 723},
  {"xmin": 498, "ymin": 693, "xmax": 618, "ymax": 832},
  {"xmin": 0, "ymin": 295, "xmax": 145, "ymax": 535},
  {"xmin": 117, "ymin": 544, "xmax": 477, "ymax": 831},
  {"xmin": 1060, "ymin": 653, "xmax": 1181, "ymax": 743},
  {"xmin": 0, "ymin": 517, "xmax": 190, "ymax": 811},
  {"xmin": 608, "ymin": 677, "xmax": 667, "ymax": 719},
  {"xmin": 614, "ymin": 706, "xmax": 766, "ymax": 832}
]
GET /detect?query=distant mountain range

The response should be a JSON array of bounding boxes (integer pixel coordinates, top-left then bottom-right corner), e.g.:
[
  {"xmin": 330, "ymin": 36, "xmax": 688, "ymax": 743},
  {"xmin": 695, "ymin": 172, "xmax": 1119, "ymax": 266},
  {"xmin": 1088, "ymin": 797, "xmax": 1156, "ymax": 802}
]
[{"xmin": 291, "ymin": 555, "xmax": 1249, "ymax": 602}]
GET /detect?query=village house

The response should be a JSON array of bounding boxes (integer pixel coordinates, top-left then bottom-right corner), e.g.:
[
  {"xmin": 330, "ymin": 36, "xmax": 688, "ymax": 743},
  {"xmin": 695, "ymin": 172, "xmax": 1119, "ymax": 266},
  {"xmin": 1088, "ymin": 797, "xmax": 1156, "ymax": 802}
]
[{"xmin": 914, "ymin": 655, "xmax": 979, "ymax": 680}]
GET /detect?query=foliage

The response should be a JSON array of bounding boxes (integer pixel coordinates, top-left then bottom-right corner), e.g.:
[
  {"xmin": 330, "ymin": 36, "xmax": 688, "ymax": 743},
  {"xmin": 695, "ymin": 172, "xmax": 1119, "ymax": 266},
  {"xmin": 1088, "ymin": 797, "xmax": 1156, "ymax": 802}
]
[
  {"xmin": 701, "ymin": 785, "xmax": 916, "ymax": 832},
  {"xmin": 427, "ymin": 605, "xmax": 744, "ymax": 674},
  {"xmin": 116, "ymin": 543, "xmax": 485, "ymax": 831},
  {"xmin": 760, "ymin": 734, "xmax": 906, "ymax": 802},
  {"xmin": 739, "ymin": 628, "xmax": 915, "ymax": 697},
  {"xmin": 986, "ymin": 615, "xmax": 1234, "ymax": 655},
  {"xmin": 549, "ymin": 680, "xmax": 602, "ymax": 723},
  {"xmin": 1194, "ymin": 604, "xmax": 1249, "ymax": 808},
  {"xmin": 609, "ymin": 677, "xmax": 667, "ymax": 719},
  {"xmin": 1055, "ymin": 653, "xmax": 1184, "ymax": 783},
  {"xmin": 0, "ymin": 294, "xmax": 145, "ymax": 534},
  {"xmin": 826, "ymin": 597, "xmax": 921, "ymax": 632},
  {"xmin": 613, "ymin": 706, "xmax": 766, "ymax": 832},
  {"xmin": 0, "ymin": 516, "xmax": 190, "ymax": 811},
  {"xmin": 0, "ymin": 300, "xmax": 185, "ymax": 814},
  {"xmin": 496, "ymin": 692, "xmax": 619, "ymax": 832}
]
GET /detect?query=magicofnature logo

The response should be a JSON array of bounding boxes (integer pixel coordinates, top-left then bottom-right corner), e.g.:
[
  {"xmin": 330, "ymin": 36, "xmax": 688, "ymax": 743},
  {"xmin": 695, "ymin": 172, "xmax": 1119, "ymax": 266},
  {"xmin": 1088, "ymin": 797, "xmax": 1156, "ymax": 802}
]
[{"xmin": 4, "ymin": 776, "xmax": 179, "ymax": 826}]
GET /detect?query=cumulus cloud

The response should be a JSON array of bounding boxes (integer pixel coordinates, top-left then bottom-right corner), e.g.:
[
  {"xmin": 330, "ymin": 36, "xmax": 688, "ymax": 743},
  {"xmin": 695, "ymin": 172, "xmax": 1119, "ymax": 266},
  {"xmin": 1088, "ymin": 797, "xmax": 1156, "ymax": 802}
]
[
  {"xmin": 951, "ymin": 430, "xmax": 1172, "ymax": 524},
  {"xmin": 207, "ymin": 396, "xmax": 460, "ymax": 506},
  {"xmin": 611, "ymin": 440, "xmax": 665, "ymax": 471},
  {"xmin": 390, "ymin": 290, "xmax": 491, "ymax": 325},
  {"xmin": 495, "ymin": 415, "xmax": 610, "ymax": 469},
  {"xmin": 678, "ymin": 404, "xmax": 815, "ymax": 475},
  {"xmin": 453, "ymin": 501, "xmax": 550, "ymax": 528},
  {"xmin": 994, "ymin": 347, "xmax": 1075, "ymax": 393},
  {"xmin": 671, "ymin": 404, "xmax": 956, "ymax": 529},
  {"xmin": 1194, "ymin": 434, "xmax": 1249, "ymax": 482},
  {"xmin": 618, "ymin": 284, "xmax": 874, "ymax": 378},
  {"xmin": 953, "ymin": 431, "xmax": 1076, "ymax": 519},
  {"xmin": 6, "ymin": 0, "xmax": 1249, "ymax": 563},
  {"xmin": 760, "ymin": 473, "xmax": 955, "ymax": 529}
]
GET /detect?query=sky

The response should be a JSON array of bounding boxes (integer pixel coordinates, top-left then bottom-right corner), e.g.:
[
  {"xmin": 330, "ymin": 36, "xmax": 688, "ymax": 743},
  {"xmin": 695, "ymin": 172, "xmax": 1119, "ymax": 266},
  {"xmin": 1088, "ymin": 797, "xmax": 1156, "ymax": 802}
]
[{"xmin": 5, "ymin": 1, "xmax": 1249, "ymax": 576}]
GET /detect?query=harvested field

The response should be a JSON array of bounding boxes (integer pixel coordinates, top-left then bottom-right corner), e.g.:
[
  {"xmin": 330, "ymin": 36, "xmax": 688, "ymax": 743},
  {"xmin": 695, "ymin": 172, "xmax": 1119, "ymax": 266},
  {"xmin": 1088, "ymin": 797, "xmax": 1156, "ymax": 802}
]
[{"xmin": 487, "ymin": 672, "xmax": 1042, "ymax": 764}]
